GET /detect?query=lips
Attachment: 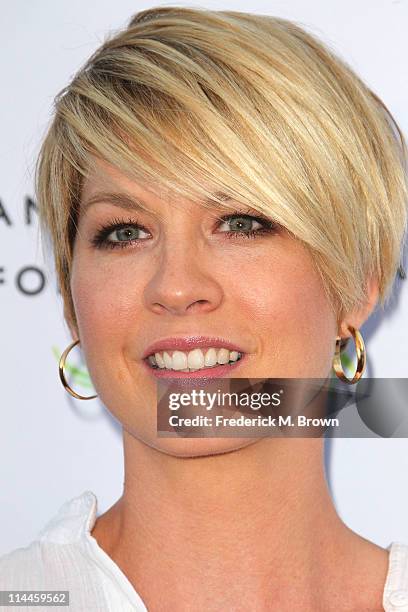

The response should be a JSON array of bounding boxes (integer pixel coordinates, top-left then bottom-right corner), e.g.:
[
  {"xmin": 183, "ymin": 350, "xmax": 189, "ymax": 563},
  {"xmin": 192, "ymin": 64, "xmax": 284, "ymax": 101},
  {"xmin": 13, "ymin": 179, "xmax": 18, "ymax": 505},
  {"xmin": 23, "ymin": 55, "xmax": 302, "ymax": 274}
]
[{"xmin": 142, "ymin": 336, "xmax": 246, "ymax": 360}]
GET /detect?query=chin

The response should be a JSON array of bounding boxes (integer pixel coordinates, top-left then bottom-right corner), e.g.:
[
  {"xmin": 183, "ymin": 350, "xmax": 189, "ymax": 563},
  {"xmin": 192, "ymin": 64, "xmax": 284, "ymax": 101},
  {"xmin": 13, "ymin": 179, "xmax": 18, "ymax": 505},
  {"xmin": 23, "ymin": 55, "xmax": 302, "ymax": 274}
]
[{"xmin": 147, "ymin": 436, "xmax": 260, "ymax": 458}]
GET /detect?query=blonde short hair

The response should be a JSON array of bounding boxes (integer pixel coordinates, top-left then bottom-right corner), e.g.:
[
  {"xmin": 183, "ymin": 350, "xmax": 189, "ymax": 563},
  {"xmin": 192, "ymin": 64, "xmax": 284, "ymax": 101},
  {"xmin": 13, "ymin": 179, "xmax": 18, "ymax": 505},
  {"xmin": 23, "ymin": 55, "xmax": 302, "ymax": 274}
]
[{"xmin": 35, "ymin": 5, "xmax": 408, "ymax": 335}]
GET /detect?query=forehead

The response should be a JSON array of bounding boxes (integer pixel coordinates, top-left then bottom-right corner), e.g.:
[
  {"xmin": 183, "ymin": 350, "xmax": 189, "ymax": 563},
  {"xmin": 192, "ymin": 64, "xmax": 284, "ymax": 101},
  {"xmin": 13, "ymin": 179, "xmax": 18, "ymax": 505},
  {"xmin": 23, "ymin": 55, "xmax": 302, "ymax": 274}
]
[
  {"xmin": 81, "ymin": 156, "xmax": 226, "ymax": 200},
  {"xmin": 82, "ymin": 156, "xmax": 165, "ymax": 199},
  {"xmin": 80, "ymin": 155, "xmax": 233, "ymax": 213}
]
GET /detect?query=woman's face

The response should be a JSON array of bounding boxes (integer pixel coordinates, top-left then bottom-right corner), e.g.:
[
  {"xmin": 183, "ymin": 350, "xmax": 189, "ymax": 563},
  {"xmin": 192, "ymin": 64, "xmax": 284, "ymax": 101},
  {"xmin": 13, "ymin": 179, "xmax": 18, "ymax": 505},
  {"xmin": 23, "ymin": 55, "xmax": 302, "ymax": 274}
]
[{"xmin": 69, "ymin": 156, "xmax": 340, "ymax": 456}]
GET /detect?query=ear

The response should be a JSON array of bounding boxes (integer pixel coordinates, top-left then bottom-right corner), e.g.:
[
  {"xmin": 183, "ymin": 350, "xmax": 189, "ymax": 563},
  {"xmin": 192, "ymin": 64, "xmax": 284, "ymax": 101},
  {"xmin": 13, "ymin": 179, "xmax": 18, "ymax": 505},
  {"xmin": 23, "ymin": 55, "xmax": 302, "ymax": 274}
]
[
  {"xmin": 337, "ymin": 276, "xmax": 379, "ymax": 339},
  {"xmin": 63, "ymin": 301, "xmax": 79, "ymax": 341}
]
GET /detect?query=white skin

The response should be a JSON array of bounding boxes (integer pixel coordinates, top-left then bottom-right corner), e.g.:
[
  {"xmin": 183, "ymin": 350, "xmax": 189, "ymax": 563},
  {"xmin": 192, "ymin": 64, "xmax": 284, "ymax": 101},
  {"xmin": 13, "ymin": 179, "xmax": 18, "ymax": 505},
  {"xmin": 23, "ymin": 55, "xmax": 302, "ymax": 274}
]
[{"xmin": 66, "ymin": 156, "xmax": 389, "ymax": 611}]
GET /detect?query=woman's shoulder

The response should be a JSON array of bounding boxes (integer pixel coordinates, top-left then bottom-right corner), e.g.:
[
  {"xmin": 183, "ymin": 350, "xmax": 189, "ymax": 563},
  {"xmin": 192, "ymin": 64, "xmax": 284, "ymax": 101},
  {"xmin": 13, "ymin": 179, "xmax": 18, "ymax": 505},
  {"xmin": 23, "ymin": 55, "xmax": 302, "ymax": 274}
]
[
  {"xmin": 0, "ymin": 540, "xmax": 41, "ymax": 585},
  {"xmin": 0, "ymin": 490, "xmax": 98, "ymax": 589},
  {"xmin": 383, "ymin": 541, "xmax": 408, "ymax": 611},
  {"xmin": 0, "ymin": 491, "xmax": 145, "ymax": 611}
]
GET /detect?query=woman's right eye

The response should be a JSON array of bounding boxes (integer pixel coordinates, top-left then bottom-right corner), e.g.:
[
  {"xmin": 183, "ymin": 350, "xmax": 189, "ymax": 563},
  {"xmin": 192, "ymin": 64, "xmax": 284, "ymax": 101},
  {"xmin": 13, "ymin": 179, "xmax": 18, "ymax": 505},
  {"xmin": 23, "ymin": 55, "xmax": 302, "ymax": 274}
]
[{"xmin": 90, "ymin": 217, "xmax": 150, "ymax": 250}]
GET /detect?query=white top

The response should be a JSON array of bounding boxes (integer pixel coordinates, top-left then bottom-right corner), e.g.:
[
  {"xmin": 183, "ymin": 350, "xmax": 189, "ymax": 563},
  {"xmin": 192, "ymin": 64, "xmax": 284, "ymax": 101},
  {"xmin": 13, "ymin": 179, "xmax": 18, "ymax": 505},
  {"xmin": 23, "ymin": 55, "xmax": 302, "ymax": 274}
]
[{"xmin": 1, "ymin": 491, "xmax": 408, "ymax": 611}]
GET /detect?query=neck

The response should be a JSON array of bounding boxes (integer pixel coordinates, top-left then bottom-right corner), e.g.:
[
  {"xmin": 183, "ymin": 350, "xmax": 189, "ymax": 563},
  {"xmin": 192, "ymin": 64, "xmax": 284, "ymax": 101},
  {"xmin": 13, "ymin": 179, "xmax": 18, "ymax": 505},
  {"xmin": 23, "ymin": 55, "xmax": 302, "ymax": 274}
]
[{"xmin": 92, "ymin": 432, "xmax": 388, "ymax": 610}]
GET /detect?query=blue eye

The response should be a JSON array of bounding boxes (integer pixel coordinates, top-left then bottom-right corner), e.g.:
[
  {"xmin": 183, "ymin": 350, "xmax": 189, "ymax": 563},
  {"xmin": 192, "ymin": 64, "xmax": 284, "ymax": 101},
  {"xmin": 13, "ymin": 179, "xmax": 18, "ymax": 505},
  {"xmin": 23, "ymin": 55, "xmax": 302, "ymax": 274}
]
[
  {"xmin": 90, "ymin": 211, "xmax": 277, "ymax": 250},
  {"xmin": 90, "ymin": 216, "xmax": 150, "ymax": 250},
  {"xmin": 108, "ymin": 225, "xmax": 149, "ymax": 243},
  {"xmin": 218, "ymin": 213, "xmax": 273, "ymax": 238}
]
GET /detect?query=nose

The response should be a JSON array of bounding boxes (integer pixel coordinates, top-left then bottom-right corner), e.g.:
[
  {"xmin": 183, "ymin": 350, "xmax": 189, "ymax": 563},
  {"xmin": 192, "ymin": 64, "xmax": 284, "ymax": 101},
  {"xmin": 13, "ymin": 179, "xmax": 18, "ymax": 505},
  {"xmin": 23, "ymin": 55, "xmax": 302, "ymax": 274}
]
[{"xmin": 143, "ymin": 239, "xmax": 224, "ymax": 316}]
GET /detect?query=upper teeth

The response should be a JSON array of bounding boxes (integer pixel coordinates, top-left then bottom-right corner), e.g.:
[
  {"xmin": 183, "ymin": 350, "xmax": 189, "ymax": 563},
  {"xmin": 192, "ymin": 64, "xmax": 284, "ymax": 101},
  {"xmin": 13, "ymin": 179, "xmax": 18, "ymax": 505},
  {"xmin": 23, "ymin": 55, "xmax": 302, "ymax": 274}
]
[{"xmin": 147, "ymin": 347, "xmax": 242, "ymax": 371}]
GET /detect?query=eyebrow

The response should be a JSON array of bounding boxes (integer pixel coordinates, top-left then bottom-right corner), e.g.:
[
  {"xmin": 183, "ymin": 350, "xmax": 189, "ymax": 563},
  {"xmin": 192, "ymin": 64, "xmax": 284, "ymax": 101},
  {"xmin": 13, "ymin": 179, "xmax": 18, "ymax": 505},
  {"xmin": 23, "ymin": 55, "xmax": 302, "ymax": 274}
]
[
  {"xmin": 81, "ymin": 190, "xmax": 232, "ymax": 215},
  {"xmin": 82, "ymin": 191, "xmax": 152, "ymax": 214}
]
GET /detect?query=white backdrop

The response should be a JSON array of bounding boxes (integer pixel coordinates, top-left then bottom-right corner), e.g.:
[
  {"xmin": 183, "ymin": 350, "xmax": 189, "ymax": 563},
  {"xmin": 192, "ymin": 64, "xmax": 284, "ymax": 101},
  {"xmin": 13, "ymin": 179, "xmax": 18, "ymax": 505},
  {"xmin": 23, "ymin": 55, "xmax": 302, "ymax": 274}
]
[{"xmin": 1, "ymin": 0, "xmax": 407, "ymax": 556}]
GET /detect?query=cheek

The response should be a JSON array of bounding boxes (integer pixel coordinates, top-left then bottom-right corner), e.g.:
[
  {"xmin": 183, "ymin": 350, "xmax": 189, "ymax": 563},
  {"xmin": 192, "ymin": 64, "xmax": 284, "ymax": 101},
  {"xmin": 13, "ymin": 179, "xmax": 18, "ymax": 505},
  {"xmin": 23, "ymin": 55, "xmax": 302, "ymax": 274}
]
[
  {"xmin": 69, "ymin": 253, "xmax": 148, "ymax": 415},
  {"xmin": 225, "ymin": 247, "xmax": 337, "ymax": 377},
  {"xmin": 70, "ymin": 252, "xmax": 141, "ymax": 336},
  {"xmin": 69, "ymin": 253, "xmax": 145, "ymax": 394}
]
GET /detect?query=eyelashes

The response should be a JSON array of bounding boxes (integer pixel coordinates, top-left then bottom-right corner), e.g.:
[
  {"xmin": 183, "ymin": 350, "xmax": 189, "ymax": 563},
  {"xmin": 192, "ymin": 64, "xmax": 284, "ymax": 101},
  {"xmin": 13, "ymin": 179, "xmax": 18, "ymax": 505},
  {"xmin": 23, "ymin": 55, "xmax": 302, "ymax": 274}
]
[
  {"xmin": 90, "ymin": 215, "xmax": 149, "ymax": 250},
  {"xmin": 90, "ymin": 210, "xmax": 278, "ymax": 251}
]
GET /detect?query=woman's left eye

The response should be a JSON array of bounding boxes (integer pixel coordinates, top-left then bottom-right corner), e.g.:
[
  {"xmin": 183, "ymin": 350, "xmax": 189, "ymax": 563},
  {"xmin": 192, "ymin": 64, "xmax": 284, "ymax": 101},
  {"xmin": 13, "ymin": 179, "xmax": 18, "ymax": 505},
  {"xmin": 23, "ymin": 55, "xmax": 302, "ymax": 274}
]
[
  {"xmin": 90, "ymin": 212, "xmax": 277, "ymax": 250},
  {"xmin": 217, "ymin": 213, "xmax": 275, "ymax": 238}
]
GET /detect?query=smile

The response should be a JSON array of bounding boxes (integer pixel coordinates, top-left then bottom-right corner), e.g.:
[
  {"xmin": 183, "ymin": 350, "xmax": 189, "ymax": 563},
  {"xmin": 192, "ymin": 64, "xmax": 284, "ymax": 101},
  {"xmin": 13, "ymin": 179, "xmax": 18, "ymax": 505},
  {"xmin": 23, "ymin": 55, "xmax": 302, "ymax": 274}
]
[
  {"xmin": 146, "ymin": 347, "xmax": 243, "ymax": 372},
  {"xmin": 143, "ymin": 347, "xmax": 246, "ymax": 379}
]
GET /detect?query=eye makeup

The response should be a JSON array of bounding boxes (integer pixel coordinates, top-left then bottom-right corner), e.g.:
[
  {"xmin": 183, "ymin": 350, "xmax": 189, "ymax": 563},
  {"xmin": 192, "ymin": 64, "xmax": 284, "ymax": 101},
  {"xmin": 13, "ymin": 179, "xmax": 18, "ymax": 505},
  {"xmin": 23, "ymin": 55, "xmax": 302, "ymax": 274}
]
[{"xmin": 89, "ymin": 208, "xmax": 278, "ymax": 251}]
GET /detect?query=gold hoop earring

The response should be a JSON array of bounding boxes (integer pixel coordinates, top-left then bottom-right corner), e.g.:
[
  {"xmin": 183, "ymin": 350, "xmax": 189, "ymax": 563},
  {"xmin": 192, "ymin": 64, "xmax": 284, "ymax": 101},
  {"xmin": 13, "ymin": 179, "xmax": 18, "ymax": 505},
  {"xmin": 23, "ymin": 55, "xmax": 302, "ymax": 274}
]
[
  {"xmin": 59, "ymin": 339, "xmax": 98, "ymax": 400},
  {"xmin": 333, "ymin": 325, "xmax": 366, "ymax": 384}
]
